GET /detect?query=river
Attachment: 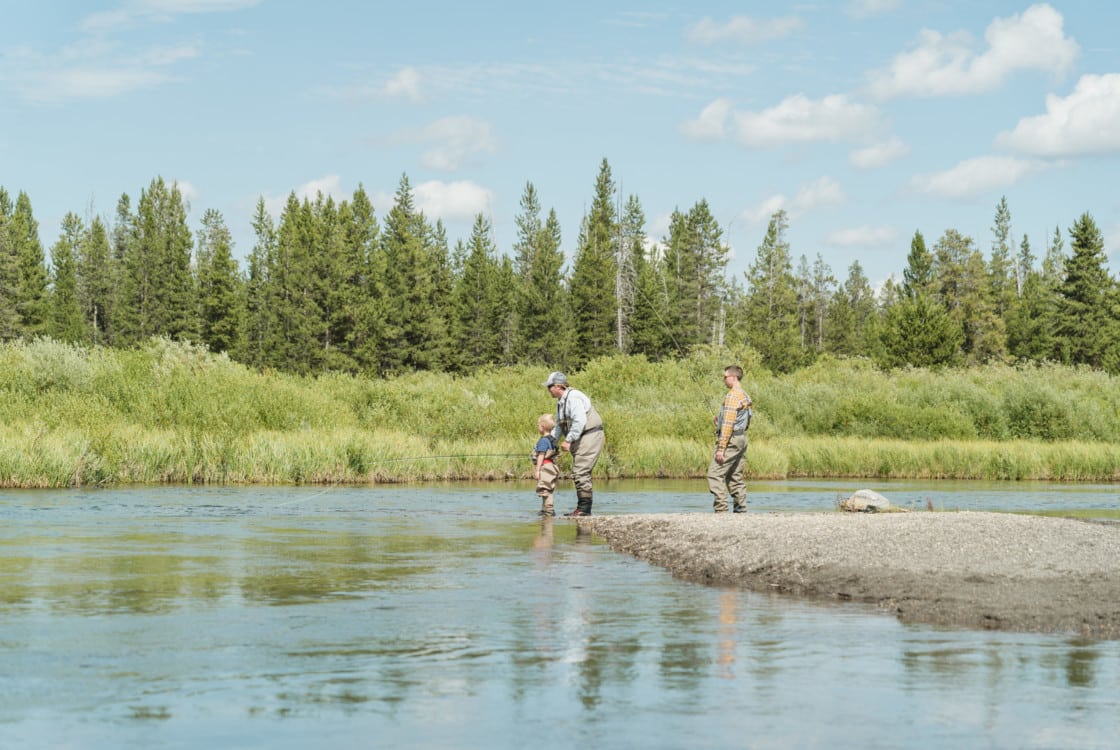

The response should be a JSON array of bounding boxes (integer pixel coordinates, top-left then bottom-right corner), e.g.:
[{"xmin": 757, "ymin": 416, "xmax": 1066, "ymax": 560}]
[{"xmin": 0, "ymin": 480, "xmax": 1117, "ymax": 749}]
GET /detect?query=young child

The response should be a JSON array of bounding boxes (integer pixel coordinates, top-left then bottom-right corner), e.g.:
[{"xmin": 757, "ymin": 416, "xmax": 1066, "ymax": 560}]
[{"xmin": 532, "ymin": 413, "xmax": 560, "ymax": 516}]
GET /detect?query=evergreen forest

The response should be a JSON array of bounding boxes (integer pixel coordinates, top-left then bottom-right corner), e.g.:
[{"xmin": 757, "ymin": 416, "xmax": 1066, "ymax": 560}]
[{"xmin": 3, "ymin": 158, "xmax": 1119, "ymax": 377}]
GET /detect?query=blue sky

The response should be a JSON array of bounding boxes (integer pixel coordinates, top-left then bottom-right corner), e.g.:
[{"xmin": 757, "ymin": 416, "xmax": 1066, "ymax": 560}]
[{"xmin": 3, "ymin": 1, "xmax": 1120, "ymax": 287}]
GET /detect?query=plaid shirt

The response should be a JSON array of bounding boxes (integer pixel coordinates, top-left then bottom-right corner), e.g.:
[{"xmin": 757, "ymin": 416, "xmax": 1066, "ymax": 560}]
[{"xmin": 716, "ymin": 385, "xmax": 751, "ymax": 451}]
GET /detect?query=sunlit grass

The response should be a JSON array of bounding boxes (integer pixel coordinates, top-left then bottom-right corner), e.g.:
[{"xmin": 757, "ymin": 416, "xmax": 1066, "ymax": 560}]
[{"xmin": 2, "ymin": 338, "xmax": 1120, "ymax": 487}]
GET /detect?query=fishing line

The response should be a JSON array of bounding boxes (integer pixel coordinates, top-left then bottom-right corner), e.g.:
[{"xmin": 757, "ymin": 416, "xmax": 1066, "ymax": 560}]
[{"xmin": 271, "ymin": 453, "xmax": 528, "ymax": 507}]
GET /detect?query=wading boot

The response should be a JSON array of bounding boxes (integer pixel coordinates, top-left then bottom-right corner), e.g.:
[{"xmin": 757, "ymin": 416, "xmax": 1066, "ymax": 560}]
[{"xmin": 564, "ymin": 492, "xmax": 592, "ymax": 517}]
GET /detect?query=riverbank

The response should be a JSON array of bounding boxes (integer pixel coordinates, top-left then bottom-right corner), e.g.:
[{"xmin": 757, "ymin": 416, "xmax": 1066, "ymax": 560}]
[
  {"xmin": 5, "ymin": 339, "xmax": 1120, "ymax": 487},
  {"xmin": 589, "ymin": 512, "xmax": 1120, "ymax": 639}
]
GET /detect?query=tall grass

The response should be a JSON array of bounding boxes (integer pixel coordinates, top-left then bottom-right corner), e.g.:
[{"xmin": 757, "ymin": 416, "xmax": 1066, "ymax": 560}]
[{"xmin": 2, "ymin": 338, "xmax": 1119, "ymax": 487}]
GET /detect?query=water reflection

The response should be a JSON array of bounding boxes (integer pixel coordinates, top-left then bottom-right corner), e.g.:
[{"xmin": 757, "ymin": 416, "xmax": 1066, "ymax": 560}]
[
  {"xmin": 1064, "ymin": 643, "xmax": 1099, "ymax": 688},
  {"xmin": 717, "ymin": 590, "xmax": 737, "ymax": 680}
]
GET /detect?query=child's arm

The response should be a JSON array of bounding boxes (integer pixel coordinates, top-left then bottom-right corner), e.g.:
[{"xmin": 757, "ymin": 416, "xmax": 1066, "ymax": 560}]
[{"xmin": 534, "ymin": 452, "xmax": 545, "ymax": 480}]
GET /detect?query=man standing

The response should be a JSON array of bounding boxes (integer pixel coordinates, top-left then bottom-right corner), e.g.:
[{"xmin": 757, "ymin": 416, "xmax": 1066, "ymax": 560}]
[
  {"xmin": 543, "ymin": 371, "xmax": 605, "ymax": 517},
  {"xmin": 707, "ymin": 365, "xmax": 752, "ymax": 513}
]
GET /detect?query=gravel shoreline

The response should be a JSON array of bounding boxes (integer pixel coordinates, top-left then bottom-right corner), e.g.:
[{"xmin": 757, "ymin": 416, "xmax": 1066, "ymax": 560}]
[{"xmin": 588, "ymin": 512, "xmax": 1120, "ymax": 639}]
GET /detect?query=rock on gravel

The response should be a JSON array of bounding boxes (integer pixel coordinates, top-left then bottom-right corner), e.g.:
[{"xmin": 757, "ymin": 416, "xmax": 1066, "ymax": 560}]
[{"xmin": 588, "ymin": 512, "xmax": 1120, "ymax": 639}]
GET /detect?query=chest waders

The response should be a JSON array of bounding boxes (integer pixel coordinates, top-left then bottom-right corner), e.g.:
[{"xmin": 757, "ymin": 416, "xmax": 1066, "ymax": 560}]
[{"xmin": 557, "ymin": 390, "xmax": 604, "ymax": 517}]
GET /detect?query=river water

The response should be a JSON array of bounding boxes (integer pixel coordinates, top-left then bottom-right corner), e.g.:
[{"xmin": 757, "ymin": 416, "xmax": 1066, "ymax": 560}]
[{"xmin": 0, "ymin": 480, "xmax": 1117, "ymax": 749}]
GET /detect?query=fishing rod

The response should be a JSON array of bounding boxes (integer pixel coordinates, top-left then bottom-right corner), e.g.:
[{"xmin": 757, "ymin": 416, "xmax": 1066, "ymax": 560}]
[{"xmin": 364, "ymin": 453, "xmax": 525, "ymax": 463}]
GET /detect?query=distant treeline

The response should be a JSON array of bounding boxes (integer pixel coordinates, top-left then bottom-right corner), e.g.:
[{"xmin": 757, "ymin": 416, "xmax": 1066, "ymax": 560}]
[{"xmin": 2, "ymin": 159, "xmax": 1118, "ymax": 376}]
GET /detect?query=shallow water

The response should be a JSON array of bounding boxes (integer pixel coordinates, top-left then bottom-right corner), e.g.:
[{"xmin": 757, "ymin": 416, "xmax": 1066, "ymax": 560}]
[{"xmin": 0, "ymin": 480, "xmax": 1117, "ymax": 749}]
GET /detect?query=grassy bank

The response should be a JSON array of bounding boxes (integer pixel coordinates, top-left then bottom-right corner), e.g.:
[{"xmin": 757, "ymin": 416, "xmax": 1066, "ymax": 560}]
[{"xmin": 2, "ymin": 338, "xmax": 1119, "ymax": 487}]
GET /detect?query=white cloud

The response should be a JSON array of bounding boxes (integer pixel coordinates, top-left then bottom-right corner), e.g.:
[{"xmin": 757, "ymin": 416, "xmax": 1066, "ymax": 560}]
[
  {"xmin": 1107, "ymin": 225, "xmax": 1120, "ymax": 264},
  {"xmin": 140, "ymin": 43, "xmax": 201, "ymax": 66},
  {"xmin": 828, "ymin": 225, "xmax": 897, "ymax": 247},
  {"xmin": 847, "ymin": 0, "xmax": 901, "ymax": 19},
  {"xmin": 415, "ymin": 116, "xmax": 498, "ymax": 171},
  {"xmin": 296, "ymin": 175, "xmax": 344, "ymax": 202},
  {"xmin": 743, "ymin": 195, "xmax": 788, "ymax": 224},
  {"xmin": 685, "ymin": 15, "xmax": 804, "ymax": 45},
  {"xmin": 869, "ymin": 4, "xmax": 1079, "ymax": 99},
  {"xmin": 413, "ymin": 180, "xmax": 493, "ymax": 221},
  {"xmin": 262, "ymin": 175, "xmax": 345, "ymax": 217},
  {"xmin": 679, "ymin": 97, "xmax": 733, "ymax": 141},
  {"xmin": 19, "ymin": 67, "xmax": 171, "ymax": 102},
  {"xmin": 743, "ymin": 177, "xmax": 845, "ymax": 224},
  {"xmin": 172, "ymin": 180, "xmax": 200, "ymax": 207},
  {"xmin": 385, "ymin": 66, "xmax": 423, "ymax": 102},
  {"xmin": 911, "ymin": 156, "xmax": 1045, "ymax": 198},
  {"xmin": 358, "ymin": 181, "xmax": 493, "ymax": 223},
  {"xmin": 733, "ymin": 94, "xmax": 882, "ymax": 147},
  {"xmin": 16, "ymin": 0, "xmax": 227, "ymax": 102},
  {"xmin": 793, "ymin": 176, "xmax": 845, "ymax": 212},
  {"xmin": 850, "ymin": 136, "xmax": 909, "ymax": 168},
  {"xmin": 649, "ymin": 212, "xmax": 674, "ymax": 241},
  {"xmin": 140, "ymin": 0, "xmax": 261, "ymax": 12},
  {"xmin": 996, "ymin": 74, "xmax": 1120, "ymax": 157},
  {"xmin": 80, "ymin": 0, "xmax": 260, "ymax": 32},
  {"xmin": 80, "ymin": 10, "xmax": 136, "ymax": 34}
]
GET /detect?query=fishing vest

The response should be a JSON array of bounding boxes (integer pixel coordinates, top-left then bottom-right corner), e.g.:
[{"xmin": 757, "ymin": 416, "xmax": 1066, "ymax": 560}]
[
  {"xmin": 557, "ymin": 389, "xmax": 603, "ymax": 440},
  {"xmin": 716, "ymin": 390, "xmax": 752, "ymax": 436},
  {"xmin": 531, "ymin": 436, "xmax": 560, "ymax": 464}
]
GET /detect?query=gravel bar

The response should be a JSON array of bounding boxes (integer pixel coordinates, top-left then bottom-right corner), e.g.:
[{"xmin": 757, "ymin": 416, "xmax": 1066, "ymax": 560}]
[{"xmin": 588, "ymin": 512, "xmax": 1120, "ymax": 639}]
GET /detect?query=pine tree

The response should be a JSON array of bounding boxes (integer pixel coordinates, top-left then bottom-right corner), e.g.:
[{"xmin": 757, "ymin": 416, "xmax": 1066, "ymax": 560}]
[
  {"xmin": 47, "ymin": 213, "xmax": 86, "ymax": 343},
  {"xmin": 10, "ymin": 191, "xmax": 49, "ymax": 337},
  {"xmin": 1042, "ymin": 225, "xmax": 1066, "ymax": 286},
  {"xmin": 238, "ymin": 198, "xmax": 277, "ymax": 368},
  {"xmin": 569, "ymin": 159, "xmax": 619, "ymax": 363},
  {"xmin": 824, "ymin": 260, "xmax": 876, "ymax": 356},
  {"xmin": 450, "ymin": 213, "xmax": 503, "ymax": 369},
  {"xmin": 614, "ymin": 194, "xmax": 645, "ymax": 353},
  {"xmin": 902, "ymin": 230, "xmax": 935, "ymax": 297},
  {"xmin": 990, "ymin": 196, "xmax": 1015, "ymax": 309},
  {"xmin": 1055, "ymin": 212, "xmax": 1115, "ymax": 368},
  {"xmin": 628, "ymin": 227, "xmax": 671, "ymax": 359},
  {"xmin": 1006, "ymin": 233, "xmax": 1056, "ymax": 362},
  {"xmin": 332, "ymin": 185, "xmax": 380, "ymax": 372},
  {"xmin": 1015, "ymin": 232, "xmax": 1036, "ymax": 295},
  {"xmin": 738, "ymin": 210, "xmax": 803, "ymax": 372},
  {"xmin": 934, "ymin": 228, "xmax": 1005, "ymax": 364},
  {"xmin": 195, "ymin": 208, "xmax": 243, "ymax": 355},
  {"xmin": 494, "ymin": 254, "xmax": 518, "ymax": 365},
  {"xmin": 799, "ymin": 253, "xmax": 836, "ymax": 353},
  {"xmin": 117, "ymin": 178, "xmax": 197, "ymax": 343},
  {"xmin": 877, "ymin": 231, "xmax": 962, "ymax": 367},
  {"xmin": 267, "ymin": 193, "xmax": 328, "ymax": 373},
  {"xmin": 512, "ymin": 183, "xmax": 567, "ymax": 365},
  {"xmin": 0, "ymin": 188, "xmax": 20, "ymax": 339},
  {"xmin": 380, "ymin": 174, "xmax": 447, "ymax": 373},
  {"xmin": 347, "ymin": 189, "xmax": 388, "ymax": 374},
  {"xmin": 661, "ymin": 200, "xmax": 729, "ymax": 353},
  {"xmin": 878, "ymin": 293, "xmax": 964, "ymax": 368},
  {"xmin": 155, "ymin": 180, "xmax": 197, "ymax": 340},
  {"xmin": 109, "ymin": 194, "xmax": 138, "ymax": 343},
  {"xmin": 78, "ymin": 217, "xmax": 115, "ymax": 345}
]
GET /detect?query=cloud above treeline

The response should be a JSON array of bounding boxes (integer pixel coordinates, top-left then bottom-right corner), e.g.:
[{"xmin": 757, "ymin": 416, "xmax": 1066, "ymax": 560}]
[
  {"xmin": 867, "ymin": 3, "xmax": 1079, "ymax": 99},
  {"xmin": 681, "ymin": 94, "xmax": 883, "ymax": 147},
  {"xmin": 997, "ymin": 74, "xmax": 1120, "ymax": 157}
]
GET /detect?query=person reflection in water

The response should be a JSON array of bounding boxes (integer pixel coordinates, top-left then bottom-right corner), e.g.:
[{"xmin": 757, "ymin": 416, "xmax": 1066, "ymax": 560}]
[
  {"xmin": 532, "ymin": 516, "xmax": 554, "ymax": 561},
  {"xmin": 717, "ymin": 589, "xmax": 738, "ymax": 680}
]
